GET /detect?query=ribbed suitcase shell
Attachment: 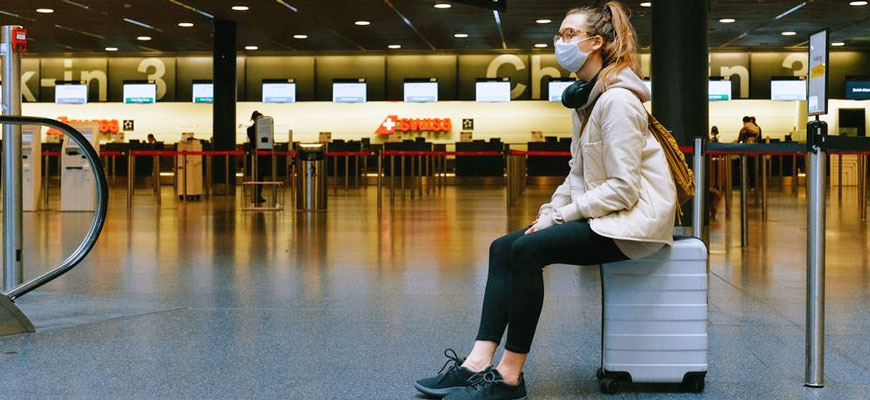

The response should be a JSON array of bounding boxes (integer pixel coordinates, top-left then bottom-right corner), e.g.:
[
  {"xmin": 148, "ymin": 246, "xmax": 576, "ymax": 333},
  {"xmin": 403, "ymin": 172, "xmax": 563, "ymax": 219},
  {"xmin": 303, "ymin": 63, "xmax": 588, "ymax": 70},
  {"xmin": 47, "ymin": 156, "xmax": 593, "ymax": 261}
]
[{"xmin": 600, "ymin": 237, "xmax": 708, "ymax": 383}]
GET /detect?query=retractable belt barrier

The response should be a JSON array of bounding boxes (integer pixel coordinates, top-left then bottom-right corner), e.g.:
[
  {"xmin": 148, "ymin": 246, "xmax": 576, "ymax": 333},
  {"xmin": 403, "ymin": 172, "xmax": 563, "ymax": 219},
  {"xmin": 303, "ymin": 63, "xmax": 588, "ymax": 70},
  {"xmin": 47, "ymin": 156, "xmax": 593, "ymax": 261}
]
[{"xmin": 325, "ymin": 151, "xmax": 373, "ymax": 193}]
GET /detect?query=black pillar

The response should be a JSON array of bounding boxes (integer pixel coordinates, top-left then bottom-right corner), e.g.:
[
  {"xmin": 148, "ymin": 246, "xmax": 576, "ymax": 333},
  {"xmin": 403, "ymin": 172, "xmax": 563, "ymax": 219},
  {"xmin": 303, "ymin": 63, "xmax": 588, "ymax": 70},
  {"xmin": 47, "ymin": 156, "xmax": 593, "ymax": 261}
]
[
  {"xmin": 651, "ymin": 1, "xmax": 708, "ymax": 146},
  {"xmin": 213, "ymin": 19, "xmax": 237, "ymax": 194},
  {"xmin": 651, "ymin": 1, "xmax": 708, "ymax": 228}
]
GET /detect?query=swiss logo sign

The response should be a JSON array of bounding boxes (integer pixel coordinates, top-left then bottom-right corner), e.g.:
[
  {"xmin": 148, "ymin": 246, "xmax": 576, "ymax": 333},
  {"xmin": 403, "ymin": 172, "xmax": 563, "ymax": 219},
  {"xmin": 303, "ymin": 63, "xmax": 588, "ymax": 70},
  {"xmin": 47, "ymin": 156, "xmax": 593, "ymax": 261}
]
[{"xmin": 375, "ymin": 115, "xmax": 452, "ymax": 135}]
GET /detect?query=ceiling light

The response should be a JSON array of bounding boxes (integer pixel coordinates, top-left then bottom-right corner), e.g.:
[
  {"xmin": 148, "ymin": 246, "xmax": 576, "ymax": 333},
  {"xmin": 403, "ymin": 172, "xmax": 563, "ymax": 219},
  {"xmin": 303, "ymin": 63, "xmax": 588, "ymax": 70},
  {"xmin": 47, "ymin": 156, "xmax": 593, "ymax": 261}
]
[
  {"xmin": 454, "ymin": 33, "xmax": 469, "ymax": 38},
  {"xmin": 178, "ymin": 22, "xmax": 194, "ymax": 27},
  {"xmin": 832, "ymin": 42, "xmax": 845, "ymax": 47},
  {"xmin": 293, "ymin": 34, "xmax": 308, "ymax": 39},
  {"xmin": 245, "ymin": 45, "xmax": 258, "ymax": 50},
  {"xmin": 536, "ymin": 19, "xmax": 552, "ymax": 24},
  {"xmin": 640, "ymin": 2, "xmax": 651, "ymax": 7},
  {"xmin": 137, "ymin": 36, "xmax": 152, "ymax": 41},
  {"xmin": 231, "ymin": 5, "xmax": 249, "ymax": 11},
  {"xmin": 781, "ymin": 31, "xmax": 797, "ymax": 36},
  {"xmin": 388, "ymin": 44, "xmax": 402, "ymax": 49},
  {"xmin": 105, "ymin": 47, "xmax": 118, "ymax": 52},
  {"xmin": 849, "ymin": 1, "xmax": 868, "ymax": 6},
  {"xmin": 719, "ymin": 18, "xmax": 736, "ymax": 23},
  {"xmin": 534, "ymin": 43, "xmax": 548, "ymax": 48},
  {"xmin": 434, "ymin": 3, "xmax": 452, "ymax": 9},
  {"xmin": 36, "ymin": 8, "xmax": 54, "ymax": 14},
  {"xmin": 355, "ymin": 20, "xmax": 371, "ymax": 26}
]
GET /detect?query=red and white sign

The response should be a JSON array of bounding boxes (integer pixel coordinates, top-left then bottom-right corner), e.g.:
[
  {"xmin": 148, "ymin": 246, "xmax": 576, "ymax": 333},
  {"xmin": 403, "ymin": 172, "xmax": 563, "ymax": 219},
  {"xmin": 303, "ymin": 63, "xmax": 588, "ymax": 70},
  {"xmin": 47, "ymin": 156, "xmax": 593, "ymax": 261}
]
[
  {"xmin": 11, "ymin": 28, "xmax": 27, "ymax": 52},
  {"xmin": 375, "ymin": 115, "xmax": 452, "ymax": 135}
]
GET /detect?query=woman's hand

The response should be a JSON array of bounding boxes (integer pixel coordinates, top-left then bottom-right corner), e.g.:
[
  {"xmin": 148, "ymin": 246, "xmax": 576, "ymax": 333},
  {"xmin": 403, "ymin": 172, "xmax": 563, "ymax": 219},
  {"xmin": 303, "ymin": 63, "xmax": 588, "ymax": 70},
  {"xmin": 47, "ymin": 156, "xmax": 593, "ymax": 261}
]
[
  {"xmin": 525, "ymin": 214, "xmax": 556, "ymax": 235},
  {"xmin": 525, "ymin": 219, "xmax": 538, "ymax": 235}
]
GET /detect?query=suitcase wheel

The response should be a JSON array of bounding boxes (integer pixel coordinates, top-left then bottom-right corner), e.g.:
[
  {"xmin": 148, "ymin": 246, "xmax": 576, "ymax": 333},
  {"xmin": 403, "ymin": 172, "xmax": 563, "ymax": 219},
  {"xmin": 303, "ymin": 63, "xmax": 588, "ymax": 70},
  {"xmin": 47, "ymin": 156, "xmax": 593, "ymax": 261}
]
[
  {"xmin": 599, "ymin": 377, "xmax": 618, "ymax": 395},
  {"xmin": 596, "ymin": 367, "xmax": 605, "ymax": 380},
  {"xmin": 683, "ymin": 372, "xmax": 706, "ymax": 393}
]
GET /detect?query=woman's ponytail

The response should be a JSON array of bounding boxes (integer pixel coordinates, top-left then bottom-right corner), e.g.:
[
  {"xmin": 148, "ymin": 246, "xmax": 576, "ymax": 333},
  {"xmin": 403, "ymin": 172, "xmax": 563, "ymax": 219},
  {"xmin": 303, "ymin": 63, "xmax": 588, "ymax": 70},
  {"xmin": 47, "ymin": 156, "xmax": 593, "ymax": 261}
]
[{"xmin": 567, "ymin": 1, "xmax": 640, "ymax": 88}]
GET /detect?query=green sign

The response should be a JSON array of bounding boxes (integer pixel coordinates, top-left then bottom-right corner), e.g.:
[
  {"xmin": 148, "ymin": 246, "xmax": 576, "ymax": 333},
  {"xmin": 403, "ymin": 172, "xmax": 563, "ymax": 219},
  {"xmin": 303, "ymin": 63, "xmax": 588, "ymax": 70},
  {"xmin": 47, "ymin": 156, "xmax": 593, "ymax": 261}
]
[
  {"xmin": 708, "ymin": 94, "xmax": 730, "ymax": 101},
  {"xmin": 125, "ymin": 97, "xmax": 154, "ymax": 104},
  {"xmin": 194, "ymin": 96, "xmax": 213, "ymax": 104}
]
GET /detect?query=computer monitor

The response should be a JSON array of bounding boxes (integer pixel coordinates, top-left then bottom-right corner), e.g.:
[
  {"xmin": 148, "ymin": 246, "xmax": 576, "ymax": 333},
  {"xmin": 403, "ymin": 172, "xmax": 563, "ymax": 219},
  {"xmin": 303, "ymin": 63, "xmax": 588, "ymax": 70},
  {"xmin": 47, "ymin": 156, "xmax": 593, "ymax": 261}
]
[
  {"xmin": 548, "ymin": 79, "xmax": 575, "ymax": 103},
  {"xmin": 404, "ymin": 78, "xmax": 438, "ymax": 103},
  {"xmin": 262, "ymin": 79, "xmax": 297, "ymax": 103},
  {"xmin": 771, "ymin": 77, "xmax": 807, "ymax": 101},
  {"xmin": 475, "ymin": 78, "xmax": 511, "ymax": 103},
  {"xmin": 55, "ymin": 81, "xmax": 88, "ymax": 104},
  {"xmin": 123, "ymin": 80, "xmax": 157, "ymax": 104},
  {"xmin": 192, "ymin": 80, "xmax": 213, "ymax": 104},
  {"xmin": 708, "ymin": 80, "xmax": 732, "ymax": 101},
  {"xmin": 333, "ymin": 79, "xmax": 367, "ymax": 103},
  {"xmin": 845, "ymin": 76, "xmax": 870, "ymax": 100}
]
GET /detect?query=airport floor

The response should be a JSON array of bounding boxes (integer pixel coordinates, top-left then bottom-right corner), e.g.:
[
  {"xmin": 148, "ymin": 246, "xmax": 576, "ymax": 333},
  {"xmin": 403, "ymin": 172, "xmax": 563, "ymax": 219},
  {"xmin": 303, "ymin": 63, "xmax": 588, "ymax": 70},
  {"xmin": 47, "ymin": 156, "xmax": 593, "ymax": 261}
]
[{"xmin": 1, "ymin": 182, "xmax": 868, "ymax": 399}]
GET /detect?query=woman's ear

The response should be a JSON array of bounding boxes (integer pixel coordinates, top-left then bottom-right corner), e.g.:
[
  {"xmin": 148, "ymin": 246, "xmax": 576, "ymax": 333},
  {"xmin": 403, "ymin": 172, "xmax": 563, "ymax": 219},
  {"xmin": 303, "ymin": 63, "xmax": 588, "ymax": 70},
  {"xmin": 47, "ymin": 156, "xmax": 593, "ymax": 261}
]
[{"xmin": 591, "ymin": 35, "xmax": 605, "ymax": 52}]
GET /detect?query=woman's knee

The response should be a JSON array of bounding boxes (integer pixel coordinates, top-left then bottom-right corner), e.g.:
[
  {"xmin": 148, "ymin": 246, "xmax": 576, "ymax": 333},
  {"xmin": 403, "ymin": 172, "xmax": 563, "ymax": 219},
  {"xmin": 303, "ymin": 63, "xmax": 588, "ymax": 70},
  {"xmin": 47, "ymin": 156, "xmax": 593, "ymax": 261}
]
[
  {"xmin": 490, "ymin": 233, "xmax": 517, "ymax": 256},
  {"xmin": 509, "ymin": 237, "xmax": 543, "ymax": 268}
]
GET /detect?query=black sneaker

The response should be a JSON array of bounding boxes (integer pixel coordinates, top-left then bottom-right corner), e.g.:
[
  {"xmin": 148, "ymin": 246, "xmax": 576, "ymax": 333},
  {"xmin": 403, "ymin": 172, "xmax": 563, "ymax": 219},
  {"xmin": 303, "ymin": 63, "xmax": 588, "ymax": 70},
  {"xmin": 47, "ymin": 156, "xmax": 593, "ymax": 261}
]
[
  {"xmin": 415, "ymin": 349, "xmax": 479, "ymax": 398},
  {"xmin": 444, "ymin": 368, "xmax": 528, "ymax": 400}
]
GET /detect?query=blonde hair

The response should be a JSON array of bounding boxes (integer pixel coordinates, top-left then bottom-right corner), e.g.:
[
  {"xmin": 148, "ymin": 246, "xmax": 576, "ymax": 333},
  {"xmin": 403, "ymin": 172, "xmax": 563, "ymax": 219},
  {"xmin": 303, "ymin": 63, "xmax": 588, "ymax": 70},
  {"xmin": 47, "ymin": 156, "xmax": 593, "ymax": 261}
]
[{"xmin": 567, "ymin": 1, "xmax": 640, "ymax": 88}]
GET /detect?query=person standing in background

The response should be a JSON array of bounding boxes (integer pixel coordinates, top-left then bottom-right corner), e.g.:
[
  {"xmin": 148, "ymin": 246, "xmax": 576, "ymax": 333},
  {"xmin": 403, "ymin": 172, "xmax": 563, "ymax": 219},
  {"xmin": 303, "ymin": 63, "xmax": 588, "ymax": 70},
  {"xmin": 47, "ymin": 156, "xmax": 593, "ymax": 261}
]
[
  {"xmin": 247, "ymin": 111, "xmax": 267, "ymax": 203},
  {"xmin": 750, "ymin": 116, "xmax": 762, "ymax": 141},
  {"xmin": 737, "ymin": 116, "xmax": 760, "ymax": 143},
  {"xmin": 710, "ymin": 126, "xmax": 719, "ymax": 143}
]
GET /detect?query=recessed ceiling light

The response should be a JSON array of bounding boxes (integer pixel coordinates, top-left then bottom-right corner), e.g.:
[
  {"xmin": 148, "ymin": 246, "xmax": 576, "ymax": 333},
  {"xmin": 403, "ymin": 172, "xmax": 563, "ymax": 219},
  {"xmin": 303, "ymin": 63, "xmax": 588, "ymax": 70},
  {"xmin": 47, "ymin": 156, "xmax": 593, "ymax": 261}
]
[
  {"xmin": 849, "ymin": 1, "xmax": 868, "ymax": 6},
  {"xmin": 640, "ymin": 2, "xmax": 651, "ymax": 7},
  {"xmin": 434, "ymin": 3, "xmax": 452, "ymax": 9},
  {"xmin": 178, "ymin": 22, "xmax": 194, "ymax": 27},
  {"xmin": 355, "ymin": 20, "xmax": 371, "ymax": 26},
  {"xmin": 293, "ymin": 34, "xmax": 308, "ymax": 39},
  {"xmin": 534, "ymin": 43, "xmax": 548, "ymax": 48},
  {"xmin": 245, "ymin": 45, "xmax": 258, "ymax": 50},
  {"xmin": 105, "ymin": 47, "xmax": 119, "ymax": 52},
  {"xmin": 832, "ymin": 42, "xmax": 845, "ymax": 47},
  {"xmin": 454, "ymin": 33, "xmax": 469, "ymax": 38},
  {"xmin": 36, "ymin": 8, "xmax": 54, "ymax": 14},
  {"xmin": 232, "ymin": 5, "xmax": 249, "ymax": 11},
  {"xmin": 536, "ymin": 19, "xmax": 552, "ymax": 24},
  {"xmin": 719, "ymin": 18, "xmax": 736, "ymax": 23},
  {"xmin": 137, "ymin": 36, "xmax": 152, "ymax": 41},
  {"xmin": 388, "ymin": 44, "xmax": 402, "ymax": 49},
  {"xmin": 781, "ymin": 31, "xmax": 797, "ymax": 36}
]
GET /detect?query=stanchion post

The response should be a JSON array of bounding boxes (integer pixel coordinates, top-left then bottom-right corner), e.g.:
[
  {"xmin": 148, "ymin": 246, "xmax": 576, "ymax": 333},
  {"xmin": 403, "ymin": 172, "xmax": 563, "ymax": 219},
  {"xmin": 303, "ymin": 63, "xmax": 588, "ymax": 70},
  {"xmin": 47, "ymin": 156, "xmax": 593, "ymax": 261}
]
[
  {"xmin": 837, "ymin": 154, "xmax": 842, "ymax": 201},
  {"xmin": 725, "ymin": 155, "xmax": 732, "ymax": 217},
  {"xmin": 377, "ymin": 151, "xmax": 383, "ymax": 210},
  {"xmin": 692, "ymin": 138, "xmax": 705, "ymax": 239},
  {"xmin": 182, "ymin": 153, "xmax": 188, "ymax": 203},
  {"xmin": 224, "ymin": 154, "xmax": 230, "ymax": 196},
  {"xmin": 153, "ymin": 155, "xmax": 161, "ymax": 205},
  {"xmin": 761, "ymin": 154, "xmax": 768, "ymax": 220},
  {"xmin": 401, "ymin": 155, "xmax": 406, "ymax": 201},
  {"xmin": 805, "ymin": 119, "xmax": 827, "ymax": 388},
  {"xmin": 344, "ymin": 154, "xmax": 349, "ymax": 192},
  {"xmin": 127, "ymin": 152, "xmax": 134, "ymax": 209},
  {"xmin": 740, "ymin": 155, "xmax": 749, "ymax": 247},
  {"xmin": 205, "ymin": 154, "xmax": 212, "ymax": 198},
  {"xmin": 390, "ymin": 155, "xmax": 395, "ymax": 205},
  {"xmin": 860, "ymin": 154, "xmax": 867, "ymax": 221}
]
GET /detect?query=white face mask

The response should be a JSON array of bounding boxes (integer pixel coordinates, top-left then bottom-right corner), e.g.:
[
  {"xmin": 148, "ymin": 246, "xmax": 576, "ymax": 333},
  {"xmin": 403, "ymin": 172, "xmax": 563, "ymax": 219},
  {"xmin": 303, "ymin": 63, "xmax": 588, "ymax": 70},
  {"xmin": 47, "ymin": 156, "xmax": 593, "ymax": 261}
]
[{"xmin": 554, "ymin": 36, "xmax": 594, "ymax": 73}]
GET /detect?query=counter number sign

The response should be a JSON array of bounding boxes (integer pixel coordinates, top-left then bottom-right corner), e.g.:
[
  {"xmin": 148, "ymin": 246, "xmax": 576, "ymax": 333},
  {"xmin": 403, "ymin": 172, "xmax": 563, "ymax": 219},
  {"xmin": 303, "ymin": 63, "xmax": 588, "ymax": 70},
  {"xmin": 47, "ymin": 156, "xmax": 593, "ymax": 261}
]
[
  {"xmin": 462, "ymin": 119, "xmax": 474, "ymax": 130},
  {"xmin": 123, "ymin": 120, "xmax": 134, "ymax": 131}
]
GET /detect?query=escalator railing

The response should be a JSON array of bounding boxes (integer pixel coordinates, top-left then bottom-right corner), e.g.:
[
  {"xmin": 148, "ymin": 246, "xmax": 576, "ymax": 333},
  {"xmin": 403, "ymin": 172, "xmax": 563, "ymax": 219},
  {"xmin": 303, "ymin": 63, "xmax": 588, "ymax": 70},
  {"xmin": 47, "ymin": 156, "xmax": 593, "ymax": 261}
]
[{"xmin": 0, "ymin": 116, "xmax": 108, "ymax": 301}]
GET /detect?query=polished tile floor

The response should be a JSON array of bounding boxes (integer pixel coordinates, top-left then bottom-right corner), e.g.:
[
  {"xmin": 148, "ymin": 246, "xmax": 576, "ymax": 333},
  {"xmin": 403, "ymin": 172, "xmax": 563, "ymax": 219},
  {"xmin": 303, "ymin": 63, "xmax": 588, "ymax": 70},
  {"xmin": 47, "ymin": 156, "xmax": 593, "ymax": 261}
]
[{"xmin": 1, "ymin": 182, "xmax": 868, "ymax": 399}]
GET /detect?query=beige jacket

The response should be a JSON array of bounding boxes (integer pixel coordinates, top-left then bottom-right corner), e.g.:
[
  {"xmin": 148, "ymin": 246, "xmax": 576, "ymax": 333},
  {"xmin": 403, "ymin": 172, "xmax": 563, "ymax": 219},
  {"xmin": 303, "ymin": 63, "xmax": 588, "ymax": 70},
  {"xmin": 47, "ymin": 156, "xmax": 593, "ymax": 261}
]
[{"xmin": 539, "ymin": 68, "xmax": 676, "ymax": 259}]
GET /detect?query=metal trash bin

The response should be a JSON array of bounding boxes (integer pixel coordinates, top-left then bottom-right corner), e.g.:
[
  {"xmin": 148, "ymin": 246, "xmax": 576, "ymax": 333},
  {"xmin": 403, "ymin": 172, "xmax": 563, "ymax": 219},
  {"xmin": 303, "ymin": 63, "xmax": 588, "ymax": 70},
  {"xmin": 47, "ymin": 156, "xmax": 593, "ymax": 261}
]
[{"xmin": 296, "ymin": 143, "xmax": 327, "ymax": 211}]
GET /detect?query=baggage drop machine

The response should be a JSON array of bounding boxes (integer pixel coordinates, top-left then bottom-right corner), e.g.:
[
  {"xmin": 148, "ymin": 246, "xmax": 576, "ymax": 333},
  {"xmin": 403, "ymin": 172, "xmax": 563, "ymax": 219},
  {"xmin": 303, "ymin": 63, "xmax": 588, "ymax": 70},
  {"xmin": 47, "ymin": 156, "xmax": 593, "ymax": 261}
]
[{"xmin": 60, "ymin": 121, "xmax": 100, "ymax": 211}]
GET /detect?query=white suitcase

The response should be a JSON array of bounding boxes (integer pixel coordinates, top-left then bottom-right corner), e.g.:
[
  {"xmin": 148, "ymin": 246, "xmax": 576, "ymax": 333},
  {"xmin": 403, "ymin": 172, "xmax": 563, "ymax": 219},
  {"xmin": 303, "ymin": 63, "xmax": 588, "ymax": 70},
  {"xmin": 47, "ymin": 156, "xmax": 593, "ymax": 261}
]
[{"xmin": 597, "ymin": 236, "xmax": 708, "ymax": 394}]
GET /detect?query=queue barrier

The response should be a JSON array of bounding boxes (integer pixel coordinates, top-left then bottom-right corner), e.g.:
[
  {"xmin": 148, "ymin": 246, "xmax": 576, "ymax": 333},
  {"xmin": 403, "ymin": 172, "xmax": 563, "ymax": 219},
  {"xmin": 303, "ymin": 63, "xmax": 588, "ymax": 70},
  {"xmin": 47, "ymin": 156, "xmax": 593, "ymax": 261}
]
[{"xmin": 326, "ymin": 151, "xmax": 373, "ymax": 193}]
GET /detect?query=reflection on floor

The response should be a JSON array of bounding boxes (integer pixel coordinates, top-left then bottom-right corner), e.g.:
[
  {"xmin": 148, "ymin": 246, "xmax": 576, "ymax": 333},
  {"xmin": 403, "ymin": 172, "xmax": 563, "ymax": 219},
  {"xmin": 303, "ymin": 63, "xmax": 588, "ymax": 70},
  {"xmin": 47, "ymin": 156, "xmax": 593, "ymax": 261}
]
[{"xmin": 0, "ymin": 184, "xmax": 868, "ymax": 399}]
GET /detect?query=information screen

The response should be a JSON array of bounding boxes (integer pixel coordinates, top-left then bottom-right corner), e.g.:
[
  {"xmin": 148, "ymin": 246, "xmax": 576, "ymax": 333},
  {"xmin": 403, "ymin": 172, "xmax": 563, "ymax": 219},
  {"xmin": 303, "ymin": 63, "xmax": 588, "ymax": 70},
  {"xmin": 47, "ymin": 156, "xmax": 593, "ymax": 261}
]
[
  {"xmin": 262, "ymin": 80, "xmax": 296, "ymax": 103},
  {"xmin": 123, "ymin": 82, "xmax": 157, "ymax": 104},
  {"xmin": 192, "ymin": 81, "xmax": 213, "ymax": 104},
  {"xmin": 845, "ymin": 78, "xmax": 870, "ymax": 100},
  {"xmin": 548, "ymin": 79, "xmax": 575, "ymax": 102},
  {"xmin": 404, "ymin": 79, "xmax": 438, "ymax": 103},
  {"xmin": 808, "ymin": 29, "xmax": 828, "ymax": 115},
  {"xmin": 708, "ymin": 80, "xmax": 732, "ymax": 101},
  {"xmin": 333, "ymin": 80, "xmax": 367, "ymax": 103},
  {"xmin": 476, "ymin": 79, "xmax": 511, "ymax": 103},
  {"xmin": 55, "ymin": 82, "xmax": 88, "ymax": 104},
  {"xmin": 771, "ymin": 79, "xmax": 807, "ymax": 101}
]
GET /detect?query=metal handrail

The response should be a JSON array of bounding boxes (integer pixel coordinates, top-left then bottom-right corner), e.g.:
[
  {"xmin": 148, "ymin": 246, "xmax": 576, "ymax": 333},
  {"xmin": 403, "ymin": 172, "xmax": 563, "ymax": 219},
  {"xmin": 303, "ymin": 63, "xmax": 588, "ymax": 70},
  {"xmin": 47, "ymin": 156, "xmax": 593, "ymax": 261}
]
[{"xmin": 0, "ymin": 116, "xmax": 108, "ymax": 300}]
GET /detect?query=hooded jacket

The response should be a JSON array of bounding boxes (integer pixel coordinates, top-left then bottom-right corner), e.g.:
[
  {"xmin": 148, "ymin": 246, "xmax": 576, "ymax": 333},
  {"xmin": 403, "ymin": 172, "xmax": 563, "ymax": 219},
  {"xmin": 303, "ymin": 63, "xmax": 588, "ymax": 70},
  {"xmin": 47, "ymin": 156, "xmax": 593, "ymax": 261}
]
[{"xmin": 539, "ymin": 68, "xmax": 676, "ymax": 259}]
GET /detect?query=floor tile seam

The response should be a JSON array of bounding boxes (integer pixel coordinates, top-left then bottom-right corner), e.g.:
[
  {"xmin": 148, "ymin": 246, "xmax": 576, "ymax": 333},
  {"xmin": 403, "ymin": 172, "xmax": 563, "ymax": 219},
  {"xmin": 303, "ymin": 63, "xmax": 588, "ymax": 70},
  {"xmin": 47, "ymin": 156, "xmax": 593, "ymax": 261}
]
[{"xmin": 31, "ymin": 306, "xmax": 189, "ymax": 334}]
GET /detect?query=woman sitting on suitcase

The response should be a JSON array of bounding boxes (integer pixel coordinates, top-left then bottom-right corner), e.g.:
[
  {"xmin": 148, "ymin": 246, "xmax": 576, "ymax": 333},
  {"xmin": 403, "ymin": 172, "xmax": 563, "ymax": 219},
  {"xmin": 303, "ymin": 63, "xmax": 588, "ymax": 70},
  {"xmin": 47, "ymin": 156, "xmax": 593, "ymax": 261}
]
[{"xmin": 414, "ymin": 2, "xmax": 676, "ymax": 399}]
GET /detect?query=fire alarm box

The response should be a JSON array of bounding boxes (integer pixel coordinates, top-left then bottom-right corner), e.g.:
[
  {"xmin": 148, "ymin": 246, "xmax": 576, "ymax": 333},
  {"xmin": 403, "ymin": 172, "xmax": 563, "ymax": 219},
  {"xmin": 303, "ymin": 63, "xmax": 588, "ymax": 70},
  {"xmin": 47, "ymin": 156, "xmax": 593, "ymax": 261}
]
[{"xmin": 11, "ymin": 28, "xmax": 26, "ymax": 52}]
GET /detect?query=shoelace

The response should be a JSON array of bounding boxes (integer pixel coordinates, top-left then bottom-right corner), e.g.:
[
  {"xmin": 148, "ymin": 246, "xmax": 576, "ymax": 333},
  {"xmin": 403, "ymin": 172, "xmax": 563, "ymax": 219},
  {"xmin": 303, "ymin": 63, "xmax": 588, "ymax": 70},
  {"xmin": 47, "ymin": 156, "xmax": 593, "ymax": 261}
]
[
  {"xmin": 467, "ymin": 371, "xmax": 499, "ymax": 392},
  {"xmin": 436, "ymin": 348, "xmax": 465, "ymax": 382}
]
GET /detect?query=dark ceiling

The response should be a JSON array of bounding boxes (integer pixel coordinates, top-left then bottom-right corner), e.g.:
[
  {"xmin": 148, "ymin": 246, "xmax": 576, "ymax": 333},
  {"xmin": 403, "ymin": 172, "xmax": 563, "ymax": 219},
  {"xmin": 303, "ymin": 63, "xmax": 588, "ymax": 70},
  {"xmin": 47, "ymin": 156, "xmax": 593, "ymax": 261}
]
[{"xmin": 0, "ymin": 0, "xmax": 868, "ymax": 54}]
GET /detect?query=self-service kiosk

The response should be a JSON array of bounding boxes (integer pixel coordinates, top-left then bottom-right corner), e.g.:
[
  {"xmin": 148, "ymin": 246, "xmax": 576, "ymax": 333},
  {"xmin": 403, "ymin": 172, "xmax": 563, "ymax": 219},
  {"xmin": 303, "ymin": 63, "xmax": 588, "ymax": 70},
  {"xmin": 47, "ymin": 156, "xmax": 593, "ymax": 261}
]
[
  {"xmin": 61, "ymin": 121, "xmax": 100, "ymax": 211},
  {"xmin": 176, "ymin": 132, "xmax": 203, "ymax": 199},
  {"xmin": 255, "ymin": 116, "xmax": 274, "ymax": 150},
  {"xmin": 22, "ymin": 125, "xmax": 42, "ymax": 211}
]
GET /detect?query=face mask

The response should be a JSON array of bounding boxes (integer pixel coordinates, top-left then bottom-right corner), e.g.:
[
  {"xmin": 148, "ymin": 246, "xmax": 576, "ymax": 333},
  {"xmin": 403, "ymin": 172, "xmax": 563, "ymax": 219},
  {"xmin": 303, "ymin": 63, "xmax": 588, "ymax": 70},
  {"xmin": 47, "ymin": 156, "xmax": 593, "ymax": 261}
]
[
  {"xmin": 554, "ymin": 36, "xmax": 593, "ymax": 73},
  {"xmin": 561, "ymin": 76, "xmax": 597, "ymax": 109}
]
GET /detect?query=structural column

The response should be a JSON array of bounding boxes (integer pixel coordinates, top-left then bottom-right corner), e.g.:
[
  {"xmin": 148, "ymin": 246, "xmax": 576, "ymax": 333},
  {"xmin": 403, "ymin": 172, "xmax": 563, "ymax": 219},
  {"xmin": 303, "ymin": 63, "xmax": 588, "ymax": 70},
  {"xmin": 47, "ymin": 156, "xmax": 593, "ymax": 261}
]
[
  {"xmin": 651, "ymin": 0, "xmax": 709, "ymax": 228},
  {"xmin": 213, "ymin": 19, "xmax": 237, "ymax": 195}
]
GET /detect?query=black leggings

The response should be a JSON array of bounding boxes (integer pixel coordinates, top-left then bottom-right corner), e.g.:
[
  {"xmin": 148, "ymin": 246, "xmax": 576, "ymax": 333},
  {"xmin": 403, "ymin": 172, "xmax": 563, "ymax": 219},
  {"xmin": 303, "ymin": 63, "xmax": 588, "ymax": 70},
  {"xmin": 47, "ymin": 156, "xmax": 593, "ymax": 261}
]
[{"xmin": 475, "ymin": 219, "xmax": 628, "ymax": 354}]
